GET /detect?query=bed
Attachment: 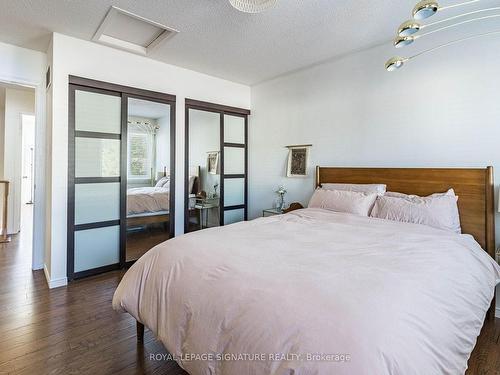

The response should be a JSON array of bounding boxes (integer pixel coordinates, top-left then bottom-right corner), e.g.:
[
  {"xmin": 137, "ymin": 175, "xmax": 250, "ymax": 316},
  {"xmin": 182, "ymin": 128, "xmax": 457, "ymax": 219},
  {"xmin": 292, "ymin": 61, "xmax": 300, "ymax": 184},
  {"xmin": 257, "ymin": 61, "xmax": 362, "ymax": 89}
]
[
  {"xmin": 126, "ymin": 166, "xmax": 200, "ymax": 227},
  {"xmin": 113, "ymin": 166, "xmax": 500, "ymax": 374}
]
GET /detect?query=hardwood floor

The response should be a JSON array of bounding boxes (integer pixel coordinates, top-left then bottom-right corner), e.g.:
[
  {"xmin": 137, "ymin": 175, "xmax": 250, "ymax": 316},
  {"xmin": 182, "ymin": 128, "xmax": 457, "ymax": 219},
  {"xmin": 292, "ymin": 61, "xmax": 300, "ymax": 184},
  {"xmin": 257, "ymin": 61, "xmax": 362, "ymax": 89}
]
[
  {"xmin": 0, "ymin": 223, "xmax": 498, "ymax": 374},
  {"xmin": 126, "ymin": 227, "xmax": 170, "ymax": 262},
  {"xmin": 0, "ymin": 227, "xmax": 186, "ymax": 375}
]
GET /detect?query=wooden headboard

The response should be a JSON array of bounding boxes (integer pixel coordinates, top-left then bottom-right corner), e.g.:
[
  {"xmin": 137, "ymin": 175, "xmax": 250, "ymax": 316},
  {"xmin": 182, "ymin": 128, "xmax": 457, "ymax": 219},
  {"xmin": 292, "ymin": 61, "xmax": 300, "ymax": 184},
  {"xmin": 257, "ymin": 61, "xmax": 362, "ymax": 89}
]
[{"xmin": 316, "ymin": 166, "xmax": 495, "ymax": 258}]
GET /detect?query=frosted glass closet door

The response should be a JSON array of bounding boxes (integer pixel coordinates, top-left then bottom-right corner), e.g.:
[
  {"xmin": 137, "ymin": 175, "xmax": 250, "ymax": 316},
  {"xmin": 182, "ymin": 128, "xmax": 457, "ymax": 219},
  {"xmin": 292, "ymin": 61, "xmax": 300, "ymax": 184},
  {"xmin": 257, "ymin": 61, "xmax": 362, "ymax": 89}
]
[
  {"xmin": 72, "ymin": 88, "xmax": 122, "ymax": 275},
  {"xmin": 223, "ymin": 114, "xmax": 247, "ymax": 225}
]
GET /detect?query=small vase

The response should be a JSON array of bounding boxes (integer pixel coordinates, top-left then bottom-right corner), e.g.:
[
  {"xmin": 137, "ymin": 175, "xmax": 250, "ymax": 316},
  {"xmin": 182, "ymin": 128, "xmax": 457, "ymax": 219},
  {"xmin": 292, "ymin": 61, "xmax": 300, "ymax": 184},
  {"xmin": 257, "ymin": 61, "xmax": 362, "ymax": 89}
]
[{"xmin": 277, "ymin": 195, "xmax": 285, "ymax": 211}]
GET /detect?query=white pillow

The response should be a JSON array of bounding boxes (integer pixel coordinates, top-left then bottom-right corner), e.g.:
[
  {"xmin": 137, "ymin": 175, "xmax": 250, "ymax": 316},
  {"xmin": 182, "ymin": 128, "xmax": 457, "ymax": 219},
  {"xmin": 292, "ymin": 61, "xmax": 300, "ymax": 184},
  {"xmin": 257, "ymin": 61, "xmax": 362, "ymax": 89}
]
[
  {"xmin": 155, "ymin": 176, "xmax": 169, "ymax": 188},
  {"xmin": 308, "ymin": 188, "xmax": 378, "ymax": 217},
  {"xmin": 385, "ymin": 188, "xmax": 457, "ymax": 200},
  {"xmin": 370, "ymin": 190, "xmax": 461, "ymax": 233},
  {"xmin": 321, "ymin": 183, "xmax": 386, "ymax": 196}
]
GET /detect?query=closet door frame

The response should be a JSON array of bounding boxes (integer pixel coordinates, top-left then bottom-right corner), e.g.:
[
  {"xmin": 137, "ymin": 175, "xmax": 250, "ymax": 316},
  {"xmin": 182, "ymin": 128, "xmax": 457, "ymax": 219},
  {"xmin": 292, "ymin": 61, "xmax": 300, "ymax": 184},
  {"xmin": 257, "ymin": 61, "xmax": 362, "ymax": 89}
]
[
  {"xmin": 184, "ymin": 99, "xmax": 250, "ymax": 233},
  {"xmin": 67, "ymin": 76, "xmax": 176, "ymax": 280}
]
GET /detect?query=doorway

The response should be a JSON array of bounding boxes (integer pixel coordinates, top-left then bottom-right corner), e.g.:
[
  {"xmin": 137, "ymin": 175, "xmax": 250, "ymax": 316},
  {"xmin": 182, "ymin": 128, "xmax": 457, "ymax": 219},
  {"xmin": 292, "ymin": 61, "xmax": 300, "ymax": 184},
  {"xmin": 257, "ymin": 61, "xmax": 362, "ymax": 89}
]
[
  {"xmin": 21, "ymin": 114, "xmax": 35, "ymax": 233},
  {"xmin": 0, "ymin": 83, "xmax": 36, "ymax": 269}
]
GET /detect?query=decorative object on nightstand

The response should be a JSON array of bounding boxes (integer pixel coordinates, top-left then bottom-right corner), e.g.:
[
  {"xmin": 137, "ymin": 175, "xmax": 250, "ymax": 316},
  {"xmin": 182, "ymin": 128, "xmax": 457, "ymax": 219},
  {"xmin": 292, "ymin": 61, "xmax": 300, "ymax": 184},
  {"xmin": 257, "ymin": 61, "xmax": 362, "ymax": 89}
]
[{"xmin": 275, "ymin": 186, "xmax": 287, "ymax": 211}]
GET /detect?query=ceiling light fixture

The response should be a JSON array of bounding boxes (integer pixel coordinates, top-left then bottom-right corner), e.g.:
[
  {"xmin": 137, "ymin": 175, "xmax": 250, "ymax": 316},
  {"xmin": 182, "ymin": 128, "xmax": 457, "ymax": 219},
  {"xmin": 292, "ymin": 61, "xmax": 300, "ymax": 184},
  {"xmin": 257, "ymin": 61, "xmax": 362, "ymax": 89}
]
[
  {"xmin": 385, "ymin": 30, "xmax": 500, "ymax": 71},
  {"xmin": 394, "ymin": 13, "xmax": 500, "ymax": 48},
  {"xmin": 229, "ymin": 0, "xmax": 278, "ymax": 13},
  {"xmin": 398, "ymin": 6, "xmax": 500, "ymax": 36},
  {"xmin": 413, "ymin": 0, "xmax": 481, "ymax": 20}
]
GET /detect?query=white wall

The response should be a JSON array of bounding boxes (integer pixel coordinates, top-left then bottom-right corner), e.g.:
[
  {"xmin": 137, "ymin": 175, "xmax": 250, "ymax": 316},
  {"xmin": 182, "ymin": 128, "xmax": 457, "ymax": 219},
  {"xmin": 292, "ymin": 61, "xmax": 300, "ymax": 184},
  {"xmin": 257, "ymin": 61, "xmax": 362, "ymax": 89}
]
[
  {"xmin": 0, "ymin": 88, "xmax": 5, "ymax": 178},
  {"xmin": 4, "ymin": 88, "xmax": 35, "ymax": 234},
  {"xmin": 250, "ymin": 36, "xmax": 500, "ymax": 315},
  {"xmin": 0, "ymin": 41, "xmax": 46, "ymax": 270},
  {"xmin": 47, "ymin": 33, "xmax": 250, "ymax": 285}
]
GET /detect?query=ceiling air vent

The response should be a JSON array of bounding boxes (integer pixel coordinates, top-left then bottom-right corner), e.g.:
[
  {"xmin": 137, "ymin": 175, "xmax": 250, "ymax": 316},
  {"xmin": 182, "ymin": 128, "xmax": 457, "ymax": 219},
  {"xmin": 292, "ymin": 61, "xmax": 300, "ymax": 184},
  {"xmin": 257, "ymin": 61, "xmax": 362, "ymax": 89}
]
[{"xmin": 92, "ymin": 6, "xmax": 178, "ymax": 56}]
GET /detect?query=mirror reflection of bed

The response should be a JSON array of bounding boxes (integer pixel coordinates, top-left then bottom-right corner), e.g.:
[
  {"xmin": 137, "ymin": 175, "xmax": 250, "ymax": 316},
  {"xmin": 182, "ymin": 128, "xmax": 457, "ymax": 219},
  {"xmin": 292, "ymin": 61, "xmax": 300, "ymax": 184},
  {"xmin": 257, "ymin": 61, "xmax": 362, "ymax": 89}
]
[{"xmin": 126, "ymin": 98, "xmax": 172, "ymax": 262}]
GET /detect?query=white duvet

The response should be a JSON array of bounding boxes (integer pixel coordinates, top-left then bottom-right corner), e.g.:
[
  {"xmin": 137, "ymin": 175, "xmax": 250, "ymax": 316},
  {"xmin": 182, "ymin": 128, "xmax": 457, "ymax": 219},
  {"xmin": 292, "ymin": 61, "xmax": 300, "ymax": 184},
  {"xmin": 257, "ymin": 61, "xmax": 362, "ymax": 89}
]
[
  {"xmin": 127, "ymin": 186, "xmax": 169, "ymax": 215},
  {"xmin": 113, "ymin": 208, "xmax": 500, "ymax": 375}
]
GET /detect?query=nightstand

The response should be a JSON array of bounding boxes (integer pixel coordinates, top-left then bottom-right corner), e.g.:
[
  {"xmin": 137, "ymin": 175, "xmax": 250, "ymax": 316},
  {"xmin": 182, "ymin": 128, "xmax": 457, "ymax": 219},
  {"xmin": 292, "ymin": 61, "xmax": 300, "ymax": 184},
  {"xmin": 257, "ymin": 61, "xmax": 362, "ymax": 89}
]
[
  {"xmin": 262, "ymin": 208, "xmax": 283, "ymax": 217},
  {"xmin": 195, "ymin": 197, "xmax": 219, "ymax": 229}
]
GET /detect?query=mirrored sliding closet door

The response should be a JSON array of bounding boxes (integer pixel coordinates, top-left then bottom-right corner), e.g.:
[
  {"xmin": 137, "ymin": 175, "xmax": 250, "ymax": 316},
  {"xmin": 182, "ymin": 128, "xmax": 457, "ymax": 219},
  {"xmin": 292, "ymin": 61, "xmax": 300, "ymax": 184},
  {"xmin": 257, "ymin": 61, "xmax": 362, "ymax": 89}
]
[
  {"xmin": 185, "ymin": 100, "xmax": 250, "ymax": 233},
  {"xmin": 68, "ymin": 77, "xmax": 175, "ymax": 280},
  {"xmin": 125, "ymin": 97, "xmax": 172, "ymax": 263}
]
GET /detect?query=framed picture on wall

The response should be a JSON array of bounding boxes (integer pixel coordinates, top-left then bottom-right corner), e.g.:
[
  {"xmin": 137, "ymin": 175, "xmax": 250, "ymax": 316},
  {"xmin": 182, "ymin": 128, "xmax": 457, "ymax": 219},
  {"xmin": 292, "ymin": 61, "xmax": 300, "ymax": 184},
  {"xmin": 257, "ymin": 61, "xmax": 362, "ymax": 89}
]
[
  {"xmin": 286, "ymin": 146, "xmax": 309, "ymax": 177},
  {"xmin": 207, "ymin": 152, "xmax": 220, "ymax": 175}
]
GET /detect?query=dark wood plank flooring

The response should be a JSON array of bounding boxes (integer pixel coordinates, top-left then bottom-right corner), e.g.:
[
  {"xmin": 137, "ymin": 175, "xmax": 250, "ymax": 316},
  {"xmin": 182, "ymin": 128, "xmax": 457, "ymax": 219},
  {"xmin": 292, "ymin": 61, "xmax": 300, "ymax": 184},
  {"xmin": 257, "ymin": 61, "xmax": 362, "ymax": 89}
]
[
  {"xmin": 0, "ymin": 229, "xmax": 186, "ymax": 375},
  {"xmin": 0, "ymin": 226, "xmax": 498, "ymax": 374}
]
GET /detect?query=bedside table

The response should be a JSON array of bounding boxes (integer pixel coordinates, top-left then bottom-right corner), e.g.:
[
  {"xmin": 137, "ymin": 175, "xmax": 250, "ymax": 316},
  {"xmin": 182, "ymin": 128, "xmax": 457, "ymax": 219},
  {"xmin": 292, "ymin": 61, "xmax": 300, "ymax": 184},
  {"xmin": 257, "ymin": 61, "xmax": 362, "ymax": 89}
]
[
  {"xmin": 195, "ymin": 197, "xmax": 220, "ymax": 229},
  {"xmin": 262, "ymin": 208, "xmax": 283, "ymax": 217},
  {"xmin": 263, "ymin": 203, "xmax": 304, "ymax": 217}
]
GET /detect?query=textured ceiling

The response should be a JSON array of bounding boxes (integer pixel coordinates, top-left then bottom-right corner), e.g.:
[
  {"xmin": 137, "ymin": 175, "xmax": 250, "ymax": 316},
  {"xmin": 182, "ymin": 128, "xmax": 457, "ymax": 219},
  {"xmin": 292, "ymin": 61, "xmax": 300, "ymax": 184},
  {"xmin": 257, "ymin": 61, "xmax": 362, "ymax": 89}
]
[{"xmin": 0, "ymin": 0, "xmax": 474, "ymax": 84}]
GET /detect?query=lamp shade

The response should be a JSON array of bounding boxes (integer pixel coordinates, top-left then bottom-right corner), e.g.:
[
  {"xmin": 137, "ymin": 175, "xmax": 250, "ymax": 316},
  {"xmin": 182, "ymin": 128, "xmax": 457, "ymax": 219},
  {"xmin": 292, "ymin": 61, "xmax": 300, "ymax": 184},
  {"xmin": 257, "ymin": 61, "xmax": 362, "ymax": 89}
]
[
  {"xmin": 385, "ymin": 57, "xmax": 407, "ymax": 71},
  {"xmin": 394, "ymin": 35, "xmax": 416, "ymax": 48},
  {"xmin": 398, "ymin": 20, "xmax": 422, "ymax": 36},
  {"xmin": 413, "ymin": 0, "xmax": 439, "ymax": 20},
  {"xmin": 229, "ymin": 0, "xmax": 278, "ymax": 13}
]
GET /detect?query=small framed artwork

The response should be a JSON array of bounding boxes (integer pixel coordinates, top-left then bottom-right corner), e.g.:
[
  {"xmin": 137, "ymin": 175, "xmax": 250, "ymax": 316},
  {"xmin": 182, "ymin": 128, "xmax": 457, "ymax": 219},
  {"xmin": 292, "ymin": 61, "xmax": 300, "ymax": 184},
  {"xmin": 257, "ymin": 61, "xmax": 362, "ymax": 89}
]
[
  {"xmin": 286, "ymin": 146, "xmax": 310, "ymax": 177},
  {"xmin": 207, "ymin": 152, "xmax": 220, "ymax": 175}
]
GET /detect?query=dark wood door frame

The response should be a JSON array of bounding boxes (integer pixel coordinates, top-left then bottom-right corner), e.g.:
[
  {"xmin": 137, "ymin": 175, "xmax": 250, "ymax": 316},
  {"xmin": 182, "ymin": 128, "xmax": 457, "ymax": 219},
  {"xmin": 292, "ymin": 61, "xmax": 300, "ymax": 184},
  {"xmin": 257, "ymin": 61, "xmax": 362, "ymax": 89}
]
[
  {"xmin": 184, "ymin": 99, "xmax": 250, "ymax": 233},
  {"xmin": 67, "ymin": 76, "xmax": 176, "ymax": 280}
]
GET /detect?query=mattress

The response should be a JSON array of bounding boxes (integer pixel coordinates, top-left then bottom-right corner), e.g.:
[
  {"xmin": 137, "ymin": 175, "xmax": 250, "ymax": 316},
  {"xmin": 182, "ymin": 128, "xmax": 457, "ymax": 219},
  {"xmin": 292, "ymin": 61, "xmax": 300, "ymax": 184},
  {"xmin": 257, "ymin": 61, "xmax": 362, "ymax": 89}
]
[
  {"xmin": 113, "ymin": 208, "xmax": 500, "ymax": 374},
  {"xmin": 127, "ymin": 186, "xmax": 169, "ymax": 215}
]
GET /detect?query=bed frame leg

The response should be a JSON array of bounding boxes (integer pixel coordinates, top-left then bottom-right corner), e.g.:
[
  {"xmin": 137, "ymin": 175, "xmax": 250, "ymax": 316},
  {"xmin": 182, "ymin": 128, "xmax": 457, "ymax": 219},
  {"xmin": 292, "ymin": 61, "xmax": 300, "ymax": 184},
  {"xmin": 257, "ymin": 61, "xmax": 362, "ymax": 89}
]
[{"xmin": 137, "ymin": 321, "xmax": 144, "ymax": 343}]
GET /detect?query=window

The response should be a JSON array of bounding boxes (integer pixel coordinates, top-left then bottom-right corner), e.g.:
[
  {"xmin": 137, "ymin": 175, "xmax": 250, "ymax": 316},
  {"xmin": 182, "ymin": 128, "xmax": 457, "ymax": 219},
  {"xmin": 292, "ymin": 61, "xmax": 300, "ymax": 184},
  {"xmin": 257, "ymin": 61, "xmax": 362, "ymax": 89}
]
[{"xmin": 128, "ymin": 132, "xmax": 153, "ymax": 179}]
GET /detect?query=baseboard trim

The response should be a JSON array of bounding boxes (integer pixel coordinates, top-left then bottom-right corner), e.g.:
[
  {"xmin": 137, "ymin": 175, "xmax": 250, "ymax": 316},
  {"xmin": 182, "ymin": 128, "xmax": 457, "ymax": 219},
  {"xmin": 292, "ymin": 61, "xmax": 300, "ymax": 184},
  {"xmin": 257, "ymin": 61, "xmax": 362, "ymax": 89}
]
[
  {"xmin": 32, "ymin": 263, "xmax": 44, "ymax": 271},
  {"xmin": 496, "ymin": 307, "xmax": 500, "ymax": 319},
  {"xmin": 43, "ymin": 264, "xmax": 68, "ymax": 289}
]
